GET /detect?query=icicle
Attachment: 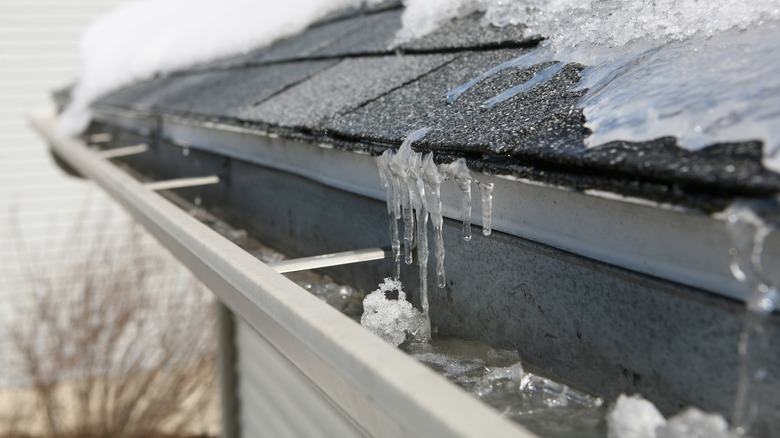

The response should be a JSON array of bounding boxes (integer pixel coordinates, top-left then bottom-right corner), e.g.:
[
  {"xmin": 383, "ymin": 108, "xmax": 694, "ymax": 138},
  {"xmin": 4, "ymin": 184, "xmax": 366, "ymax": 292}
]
[
  {"xmin": 395, "ymin": 128, "xmax": 428, "ymax": 266},
  {"xmin": 440, "ymin": 159, "xmax": 472, "ymax": 241},
  {"xmin": 389, "ymin": 215, "xmax": 401, "ymax": 280},
  {"xmin": 402, "ymin": 181, "xmax": 415, "ymax": 265},
  {"xmin": 376, "ymin": 152, "xmax": 401, "ymax": 280},
  {"xmin": 459, "ymin": 178, "xmax": 472, "ymax": 242},
  {"xmin": 391, "ymin": 174, "xmax": 402, "ymax": 220},
  {"xmin": 724, "ymin": 199, "xmax": 779, "ymax": 437},
  {"xmin": 374, "ymin": 128, "xmax": 500, "ymax": 344},
  {"xmin": 422, "ymin": 154, "xmax": 446, "ymax": 289},
  {"xmin": 414, "ymin": 176, "xmax": 432, "ymax": 341},
  {"xmin": 480, "ymin": 182, "xmax": 494, "ymax": 236}
]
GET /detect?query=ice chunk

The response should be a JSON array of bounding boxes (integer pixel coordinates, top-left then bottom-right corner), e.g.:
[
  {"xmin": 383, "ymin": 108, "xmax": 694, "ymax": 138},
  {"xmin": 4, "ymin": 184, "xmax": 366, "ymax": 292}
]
[
  {"xmin": 486, "ymin": 361, "xmax": 525, "ymax": 382},
  {"xmin": 470, "ymin": 362, "xmax": 523, "ymax": 399},
  {"xmin": 413, "ymin": 352, "xmax": 486, "ymax": 379},
  {"xmin": 360, "ymin": 278, "xmax": 428, "ymax": 347},
  {"xmin": 657, "ymin": 408, "xmax": 736, "ymax": 438},
  {"xmin": 607, "ymin": 394, "xmax": 666, "ymax": 438},
  {"xmin": 520, "ymin": 373, "xmax": 603, "ymax": 409},
  {"xmin": 479, "ymin": 182, "xmax": 493, "ymax": 236}
]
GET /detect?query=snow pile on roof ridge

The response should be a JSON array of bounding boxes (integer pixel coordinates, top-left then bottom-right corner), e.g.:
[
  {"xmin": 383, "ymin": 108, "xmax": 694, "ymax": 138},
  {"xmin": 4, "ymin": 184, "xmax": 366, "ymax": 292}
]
[{"xmin": 59, "ymin": 0, "xmax": 374, "ymax": 137}]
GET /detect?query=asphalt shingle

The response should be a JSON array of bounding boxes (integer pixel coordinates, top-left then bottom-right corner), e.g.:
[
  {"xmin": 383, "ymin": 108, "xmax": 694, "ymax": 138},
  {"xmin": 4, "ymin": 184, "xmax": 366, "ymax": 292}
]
[
  {"xmin": 328, "ymin": 49, "xmax": 585, "ymax": 155},
  {"xmin": 399, "ymin": 13, "xmax": 540, "ymax": 52},
  {"xmin": 98, "ymin": 61, "xmax": 336, "ymax": 121},
  {"xmin": 240, "ymin": 54, "xmax": 454, "ymax": 129},
  {"xmin": 91, "ymin": 4, "xmax": 780, "ymax": 209}
]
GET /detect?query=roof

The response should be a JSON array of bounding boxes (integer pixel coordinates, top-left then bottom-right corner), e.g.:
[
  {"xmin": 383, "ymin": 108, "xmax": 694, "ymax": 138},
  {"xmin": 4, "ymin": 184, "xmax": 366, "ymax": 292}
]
[{"xmin": 89, "ymin": 2, "xmax": 780, "ymax": 212}]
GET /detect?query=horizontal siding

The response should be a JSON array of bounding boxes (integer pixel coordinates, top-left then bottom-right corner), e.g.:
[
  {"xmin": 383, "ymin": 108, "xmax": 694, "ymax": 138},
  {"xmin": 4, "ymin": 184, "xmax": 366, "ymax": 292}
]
[
  {"xmin": 0, "ymin": 0, "xmax": 146, "ymax": 390},
  {"xmin": 0, "ymin": 28, "xmax": 85, "ymax": 43},
  {"xmin": 0, "ymin": 41, "xmax": 81, "ymax": 55},
  {"xmin": 0, "ymin": 68, "xmax": 80, "ymax": 84},
  {"xmin": 0, "ymin": 15, "xmax": 103, "ymax": 28}
]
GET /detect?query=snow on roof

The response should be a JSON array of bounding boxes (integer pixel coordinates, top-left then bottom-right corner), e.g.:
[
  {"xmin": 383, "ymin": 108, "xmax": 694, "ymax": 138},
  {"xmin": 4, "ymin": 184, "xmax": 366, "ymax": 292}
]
[
  {"xmin": 396, "ymin": 0, "xmax": 780, "ymax": 171},
  {"xmin": 69, "ymin": 0, "xmax": 780, "ymax": 208},
  {"xmin": 58, "ymin": 0, "xmax": 378, "ymax": 137}
]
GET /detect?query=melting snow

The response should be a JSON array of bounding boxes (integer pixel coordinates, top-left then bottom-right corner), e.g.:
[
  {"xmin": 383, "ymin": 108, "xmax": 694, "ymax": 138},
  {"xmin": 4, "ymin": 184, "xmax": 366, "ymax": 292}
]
[
  {"xmin": 607, "ymin": 395, "xmax": 666, "ymax": 438},
  {"xmin": 64, "ymin": 0, "xmax": 780, "ymax": 172},
  {"xmin": 59, "ymin": 0, "xmax": 378, "ymax": 136},
  {"xmin": 407, "ymin": 0, "xmax": 780, "ymax": 172},
  {"xmin": 481, "ymin": 61, "xmax": 566, "ymax": 109}
]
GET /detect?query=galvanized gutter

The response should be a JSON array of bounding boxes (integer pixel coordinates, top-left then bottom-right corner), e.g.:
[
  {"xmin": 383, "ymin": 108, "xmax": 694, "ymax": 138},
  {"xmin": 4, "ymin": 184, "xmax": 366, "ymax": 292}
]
[
  {"xmin": 93, "ymin": 108, "xmax": 766, "ymax": 304},
  {"xmin": 31, "ymin": 111, "xmax": 537, "ymax": 438}
]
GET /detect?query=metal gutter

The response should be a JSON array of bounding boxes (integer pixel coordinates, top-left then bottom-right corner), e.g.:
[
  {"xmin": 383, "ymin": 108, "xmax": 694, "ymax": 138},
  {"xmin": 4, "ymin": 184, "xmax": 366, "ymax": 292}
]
[
  {"xmin": 91, "ymin": 110, "xmax": 767, "ymax": 303},
  {"xmin": 31, "ymin": 111, "xmax": 536, "ymax": 438}
]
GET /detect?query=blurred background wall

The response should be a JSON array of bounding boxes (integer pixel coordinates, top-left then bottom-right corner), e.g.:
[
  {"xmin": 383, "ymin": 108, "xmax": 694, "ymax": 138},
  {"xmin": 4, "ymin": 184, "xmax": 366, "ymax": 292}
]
[{"xmin": 0, "ymin": 0, "xmax": 137, "ymax": 389}]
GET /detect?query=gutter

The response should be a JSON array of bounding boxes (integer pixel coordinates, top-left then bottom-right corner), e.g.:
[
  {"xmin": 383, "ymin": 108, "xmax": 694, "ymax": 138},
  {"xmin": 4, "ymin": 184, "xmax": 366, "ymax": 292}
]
[
  {"xmin": 30, "ymin": 111, "xmax": 536, "ymax": 438},
  {"xmin": 93, "ymin": 108, "xmax": 768, "ymax": 304}
]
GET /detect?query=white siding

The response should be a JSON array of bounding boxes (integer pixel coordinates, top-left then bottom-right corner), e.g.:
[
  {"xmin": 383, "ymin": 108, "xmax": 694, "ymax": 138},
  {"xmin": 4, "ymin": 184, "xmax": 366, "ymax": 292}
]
[
  {"xmin": 0, "ymin": 0, "xmax": 137, "ymax": 387},
  {"xmin": 235, "ymin": 318, "xmax": 367, "ymax": 438}
]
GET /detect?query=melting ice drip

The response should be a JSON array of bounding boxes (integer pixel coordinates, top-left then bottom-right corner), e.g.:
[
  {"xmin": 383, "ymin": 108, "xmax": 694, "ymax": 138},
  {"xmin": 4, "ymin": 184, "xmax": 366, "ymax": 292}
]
[
  {"xmin": 444, "ymin": 48, "xmax": 555, "ymax": 103},
  {"xmin": 375, "ymin": 128, "xmax": 493, "ymax": 342},
  {"xmin": 723, "ymin": 200, "xmax": 779, "ymax": 436},
  {"xmin": 444, "ymin": 45, "xmax": 570, "ymax": 109}
]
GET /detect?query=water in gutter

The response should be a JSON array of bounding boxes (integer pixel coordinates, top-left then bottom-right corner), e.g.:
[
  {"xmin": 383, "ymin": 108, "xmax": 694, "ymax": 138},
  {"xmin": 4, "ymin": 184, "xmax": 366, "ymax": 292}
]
[
  {"xmin": 179, "ymin": 190, "xmax": 609, "ymax": 437},
  {"xmin": 401, "ymin": 334, "xmax": 607, "ymax": 438}
]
